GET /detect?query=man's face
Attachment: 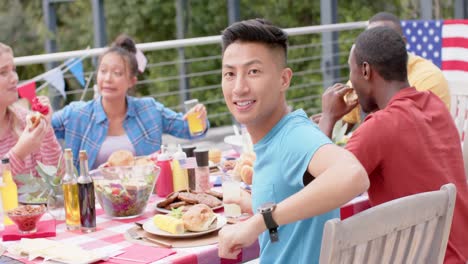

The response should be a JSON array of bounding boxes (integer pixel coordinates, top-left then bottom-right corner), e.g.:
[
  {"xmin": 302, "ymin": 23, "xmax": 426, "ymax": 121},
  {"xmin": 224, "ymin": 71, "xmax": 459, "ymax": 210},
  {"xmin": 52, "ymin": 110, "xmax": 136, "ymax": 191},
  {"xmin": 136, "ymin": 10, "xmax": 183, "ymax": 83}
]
[
  {"xmin": 221, "ymin": 41, "xmax": 291, "ymax": 127},
  {"xmin": 348, "ymin": 47, "xmax": 377, "ymax": 113}
]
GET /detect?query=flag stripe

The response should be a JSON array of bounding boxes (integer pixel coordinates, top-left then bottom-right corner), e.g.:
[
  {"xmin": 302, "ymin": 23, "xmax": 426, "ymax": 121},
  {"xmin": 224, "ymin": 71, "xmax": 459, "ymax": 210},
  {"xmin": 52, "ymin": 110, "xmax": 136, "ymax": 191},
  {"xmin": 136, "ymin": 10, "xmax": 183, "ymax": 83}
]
[
  {"xmin": 442, "ymin": 61, "xmax": 468, "ymax": 71},
  {"xmin": 442, "ymin": 47, "xmax": 468, "ymax": 61},
  {"xmin": 443, "ymin": 19, "xmax": 468, "ymax": 25},
  {"xmin": 441, "ymin": 24, "xmax": 468, "ymax": 38},
  {"xmin": 442, "ymin": 37, "xmax": 468, "ymax": 48}
]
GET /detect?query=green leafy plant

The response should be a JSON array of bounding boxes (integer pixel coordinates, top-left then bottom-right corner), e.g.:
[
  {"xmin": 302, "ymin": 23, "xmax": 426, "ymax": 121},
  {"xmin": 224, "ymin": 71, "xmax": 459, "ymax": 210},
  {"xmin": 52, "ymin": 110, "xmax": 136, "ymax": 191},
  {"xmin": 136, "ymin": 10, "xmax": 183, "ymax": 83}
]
[{"xmin": 16, "ymin": 159, "xmax": 63, "ymax": 203}]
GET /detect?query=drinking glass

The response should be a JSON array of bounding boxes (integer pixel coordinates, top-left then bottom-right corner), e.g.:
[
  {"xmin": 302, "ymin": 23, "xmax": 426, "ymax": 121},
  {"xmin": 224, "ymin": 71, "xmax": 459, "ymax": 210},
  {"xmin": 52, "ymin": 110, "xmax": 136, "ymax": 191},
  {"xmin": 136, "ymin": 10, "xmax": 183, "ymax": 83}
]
[
  {"xmin": 184, "ymin": 99, "xmax": 204, "ymax": 136},
  {"xmin": 222, "ymin": 172, "xmax": 242, "ymax": 218}
]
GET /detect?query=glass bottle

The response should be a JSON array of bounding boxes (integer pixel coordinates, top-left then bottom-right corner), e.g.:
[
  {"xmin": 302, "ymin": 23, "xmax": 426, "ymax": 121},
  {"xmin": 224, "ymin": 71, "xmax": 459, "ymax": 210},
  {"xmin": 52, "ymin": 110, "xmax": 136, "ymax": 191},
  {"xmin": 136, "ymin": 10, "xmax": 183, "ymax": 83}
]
[
  {"xmin": 194, "ymin": 149, "xmax": 210, "ymax": 192},
  {"xmin": 77, "ymin": 150, "xmax": 96, "ymax": 233},
  {"xmin": 1, "ymin": 158, "xmax": 18, "ymax": 225},
  {"xmin": 182, "ymin": 145, "xmax": 197, "ymax": 190},
  {"xmin": 172, "ymin": 144, "xmax": 188, "ymax": 191},
  {"xmin": 62, "ymin": 149, "xmax": 80, "ymax": 230}
]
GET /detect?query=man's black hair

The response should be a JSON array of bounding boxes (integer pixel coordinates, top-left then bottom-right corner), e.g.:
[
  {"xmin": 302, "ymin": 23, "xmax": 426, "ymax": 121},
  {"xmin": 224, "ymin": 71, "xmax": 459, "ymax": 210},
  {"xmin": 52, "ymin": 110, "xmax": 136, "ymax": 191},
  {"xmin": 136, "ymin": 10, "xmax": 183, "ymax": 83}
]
[
  {"xmin": 221, "ymin": 18, "xmax": 288, "ymax": 65},
  {"xmin": 369, "ymin": 12, "xmax": 403, "ymax": 35},
  {"xmin": 354, "ymin": 26, "xmax": 408, "ymax": 82}
]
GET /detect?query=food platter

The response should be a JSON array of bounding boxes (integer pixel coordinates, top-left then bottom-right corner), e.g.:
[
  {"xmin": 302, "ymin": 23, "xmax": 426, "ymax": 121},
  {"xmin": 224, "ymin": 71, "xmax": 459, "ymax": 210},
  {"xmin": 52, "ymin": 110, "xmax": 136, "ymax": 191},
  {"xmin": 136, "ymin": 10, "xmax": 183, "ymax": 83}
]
[{"xmin": 142, "ymin": 214, "xmax": 226, "ymax": 238}]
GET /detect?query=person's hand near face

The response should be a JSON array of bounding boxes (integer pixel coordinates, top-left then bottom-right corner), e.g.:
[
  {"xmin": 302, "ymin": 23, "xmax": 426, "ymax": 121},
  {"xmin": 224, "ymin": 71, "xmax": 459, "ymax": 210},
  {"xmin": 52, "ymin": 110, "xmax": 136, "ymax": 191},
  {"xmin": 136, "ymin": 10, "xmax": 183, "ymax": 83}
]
[{"xmin": 11, "ymin": 117, "xmax": 49, "ymax": 160}]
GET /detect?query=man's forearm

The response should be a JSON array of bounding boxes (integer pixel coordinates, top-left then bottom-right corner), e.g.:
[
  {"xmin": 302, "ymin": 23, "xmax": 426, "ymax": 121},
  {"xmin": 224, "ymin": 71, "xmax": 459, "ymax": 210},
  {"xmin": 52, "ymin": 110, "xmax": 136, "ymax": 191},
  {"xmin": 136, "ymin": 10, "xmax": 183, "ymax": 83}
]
[{"xmin": 318, "ymin": 115, "xmax": 337, "ymax": 138}]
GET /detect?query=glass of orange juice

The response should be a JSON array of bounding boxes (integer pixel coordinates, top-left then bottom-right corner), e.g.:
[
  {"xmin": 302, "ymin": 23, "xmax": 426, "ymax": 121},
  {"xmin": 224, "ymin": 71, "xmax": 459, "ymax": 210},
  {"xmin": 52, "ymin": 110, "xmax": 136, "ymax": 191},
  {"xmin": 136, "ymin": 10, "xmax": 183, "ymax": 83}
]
[{"xmin": 184, "ymin": 99, "xmax": 204, "ymax": 136}]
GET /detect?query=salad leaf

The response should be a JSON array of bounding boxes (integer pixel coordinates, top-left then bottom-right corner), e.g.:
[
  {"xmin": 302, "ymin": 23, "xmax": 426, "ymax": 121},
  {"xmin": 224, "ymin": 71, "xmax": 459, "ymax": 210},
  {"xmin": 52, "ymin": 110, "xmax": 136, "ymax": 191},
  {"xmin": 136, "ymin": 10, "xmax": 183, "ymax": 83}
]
[{"xmin": 169, "ymin": 207, "xmax": 184, "ymax": 219}]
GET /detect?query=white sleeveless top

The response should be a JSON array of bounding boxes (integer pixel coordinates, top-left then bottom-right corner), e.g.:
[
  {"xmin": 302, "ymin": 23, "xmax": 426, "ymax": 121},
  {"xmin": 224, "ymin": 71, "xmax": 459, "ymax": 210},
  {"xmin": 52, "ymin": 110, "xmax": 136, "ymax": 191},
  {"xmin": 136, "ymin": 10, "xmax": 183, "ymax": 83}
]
[{"xmin": 94, "ymin": 134, "xmax": 136, "ymax": 169}]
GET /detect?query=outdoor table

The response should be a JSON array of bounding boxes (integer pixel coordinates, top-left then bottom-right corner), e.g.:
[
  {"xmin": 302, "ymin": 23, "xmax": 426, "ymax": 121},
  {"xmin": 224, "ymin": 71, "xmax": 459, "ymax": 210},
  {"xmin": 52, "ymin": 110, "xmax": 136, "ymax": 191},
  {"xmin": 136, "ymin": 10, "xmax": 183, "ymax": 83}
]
[{"xmin": 1, "ymin": 195, "xmax": 260, "ymax": 264}]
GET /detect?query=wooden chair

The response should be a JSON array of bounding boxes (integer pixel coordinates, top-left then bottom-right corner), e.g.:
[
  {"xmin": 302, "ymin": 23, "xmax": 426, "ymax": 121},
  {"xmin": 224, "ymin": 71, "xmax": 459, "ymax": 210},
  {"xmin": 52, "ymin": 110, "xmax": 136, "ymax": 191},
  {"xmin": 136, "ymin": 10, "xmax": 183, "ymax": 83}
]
[
  {"xmin": 319, "ymin": 184, "xmax": 456, "ymax": 264},
  {"xmin": 448, "ymin": 79, "xmax": 468, "ymax": 181}
]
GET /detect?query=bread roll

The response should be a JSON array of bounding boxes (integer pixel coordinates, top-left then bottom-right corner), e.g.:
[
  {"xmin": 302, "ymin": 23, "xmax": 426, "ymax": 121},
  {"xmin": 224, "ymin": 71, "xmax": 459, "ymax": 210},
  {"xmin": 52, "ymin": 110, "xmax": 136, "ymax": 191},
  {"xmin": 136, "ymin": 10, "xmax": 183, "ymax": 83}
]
[
  {"xmin": 344, "ymin": 90, "xmax": 358, "ymax": 105},
  {"xmin": 182, "ymin": 204, "xmax": 217, "ymax": 232},
  {"xmin": 26, "ymin": 112, "xmax": 43, "ymax": 129},
  {"xmin": 107, "ymin": 150, "xmax": 135, "ymax": 167},
  {"xmin": 241, "ymin": 165, "xmax": 253, "ymax": 185},
  {"xmin": 209, "ymin": 149, "xmax": 222, "ymax": 164}
]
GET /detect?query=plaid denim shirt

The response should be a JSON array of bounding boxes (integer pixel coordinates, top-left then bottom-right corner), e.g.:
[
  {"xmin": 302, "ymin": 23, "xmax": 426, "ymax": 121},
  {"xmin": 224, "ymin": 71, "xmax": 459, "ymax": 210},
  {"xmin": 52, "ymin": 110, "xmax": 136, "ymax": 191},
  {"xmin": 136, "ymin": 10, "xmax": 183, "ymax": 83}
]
[{"xmin": 52, "ymin": 96, "xmax": 207, "ymax": 169}]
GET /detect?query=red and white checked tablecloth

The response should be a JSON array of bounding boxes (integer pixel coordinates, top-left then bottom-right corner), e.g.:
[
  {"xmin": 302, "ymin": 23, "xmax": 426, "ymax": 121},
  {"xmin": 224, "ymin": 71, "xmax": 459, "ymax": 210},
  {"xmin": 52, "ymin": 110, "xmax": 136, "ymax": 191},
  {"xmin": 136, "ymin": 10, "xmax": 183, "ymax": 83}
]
[{"xmin": 1, "ymin": 195, "xmax": 260, "ymax": 264}]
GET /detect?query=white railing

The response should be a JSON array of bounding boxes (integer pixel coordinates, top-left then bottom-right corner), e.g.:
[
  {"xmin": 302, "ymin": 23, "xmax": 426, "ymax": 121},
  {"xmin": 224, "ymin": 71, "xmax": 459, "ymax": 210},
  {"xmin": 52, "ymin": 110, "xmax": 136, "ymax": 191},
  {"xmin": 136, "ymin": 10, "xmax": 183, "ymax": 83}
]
[{"xmin": 14, "ymin": 21, "xmax": 367, "ymax": 126}]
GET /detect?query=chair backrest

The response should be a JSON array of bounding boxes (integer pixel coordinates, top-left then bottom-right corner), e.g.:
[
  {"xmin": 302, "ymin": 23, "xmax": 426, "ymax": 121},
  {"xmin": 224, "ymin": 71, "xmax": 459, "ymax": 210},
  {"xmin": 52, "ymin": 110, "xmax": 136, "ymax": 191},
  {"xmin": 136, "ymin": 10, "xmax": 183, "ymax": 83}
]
[
  {"xmin": 448, "ymin": 79, "xmax": 468, "ymax": 181},
  {"xmin": 319, "ymin": 184, "xmax": 457, "ymax": 264}
]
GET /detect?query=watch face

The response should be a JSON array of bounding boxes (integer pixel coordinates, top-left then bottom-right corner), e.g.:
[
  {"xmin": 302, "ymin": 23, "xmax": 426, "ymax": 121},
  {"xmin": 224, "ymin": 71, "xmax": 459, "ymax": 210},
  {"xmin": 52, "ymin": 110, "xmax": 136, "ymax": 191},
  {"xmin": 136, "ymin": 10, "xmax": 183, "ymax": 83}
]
[{"xmin": 259, "ymin": 202, "xmax": 276, "ymax": 212}]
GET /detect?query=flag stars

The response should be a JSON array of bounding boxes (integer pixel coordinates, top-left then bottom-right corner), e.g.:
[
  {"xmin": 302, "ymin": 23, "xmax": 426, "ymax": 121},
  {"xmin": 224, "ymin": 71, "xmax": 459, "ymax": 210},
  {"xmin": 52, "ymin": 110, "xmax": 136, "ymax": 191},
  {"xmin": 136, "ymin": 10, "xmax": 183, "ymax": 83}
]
[
  {"xmin": 434, "ymin": 51, "xmax": 440, "ymax": 58},
  {"xmin": 406, "ymin": 28, "xmax": 412, "ymax": 35}
]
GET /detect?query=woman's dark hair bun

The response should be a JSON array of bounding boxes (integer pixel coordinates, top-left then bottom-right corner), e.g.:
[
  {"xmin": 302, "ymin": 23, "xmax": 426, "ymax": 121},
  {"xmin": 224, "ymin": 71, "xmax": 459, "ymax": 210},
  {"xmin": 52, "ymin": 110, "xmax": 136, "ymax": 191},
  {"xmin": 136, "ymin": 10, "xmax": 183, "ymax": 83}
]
[{"xmin": 112, "ymin": 34, "xmax": 137, "ymax": 54}]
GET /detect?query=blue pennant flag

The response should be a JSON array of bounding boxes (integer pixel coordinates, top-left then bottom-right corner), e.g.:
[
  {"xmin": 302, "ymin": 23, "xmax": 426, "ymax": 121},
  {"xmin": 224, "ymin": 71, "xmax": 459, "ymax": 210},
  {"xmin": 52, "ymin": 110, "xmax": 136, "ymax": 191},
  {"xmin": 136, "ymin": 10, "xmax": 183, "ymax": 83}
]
[{"xmin": 65, "ymin": 58, "xmax": 85, "ymax": 87}]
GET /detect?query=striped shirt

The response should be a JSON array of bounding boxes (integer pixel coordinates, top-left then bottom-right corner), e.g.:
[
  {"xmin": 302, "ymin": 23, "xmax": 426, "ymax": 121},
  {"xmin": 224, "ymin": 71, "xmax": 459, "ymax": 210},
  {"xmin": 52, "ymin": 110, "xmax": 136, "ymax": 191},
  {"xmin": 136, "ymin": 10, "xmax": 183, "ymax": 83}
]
[{"xmin": 0, "ymin": 107, "xmax": 62, "ymax": 183}]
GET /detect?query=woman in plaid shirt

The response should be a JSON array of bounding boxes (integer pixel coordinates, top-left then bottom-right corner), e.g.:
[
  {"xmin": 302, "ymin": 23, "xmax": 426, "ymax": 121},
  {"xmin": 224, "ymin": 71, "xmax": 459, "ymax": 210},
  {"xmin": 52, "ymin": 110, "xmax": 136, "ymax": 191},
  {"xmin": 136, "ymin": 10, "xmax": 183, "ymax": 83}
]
[{"xmin": 52, "ymin": 35, "xmax": 209, "ymax": 169}]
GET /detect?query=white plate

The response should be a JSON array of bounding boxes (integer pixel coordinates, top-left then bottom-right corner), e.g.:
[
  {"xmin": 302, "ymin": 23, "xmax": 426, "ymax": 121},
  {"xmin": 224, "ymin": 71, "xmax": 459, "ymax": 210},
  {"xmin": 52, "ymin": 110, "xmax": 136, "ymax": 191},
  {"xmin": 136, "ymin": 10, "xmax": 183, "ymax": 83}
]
[
  {"xmin": 143, "ymin": 214, "xmax": 227, "ymax": 238},
  {"xmin": 154, "ymin": 204, "xmax": 223, "ymax": 214}
]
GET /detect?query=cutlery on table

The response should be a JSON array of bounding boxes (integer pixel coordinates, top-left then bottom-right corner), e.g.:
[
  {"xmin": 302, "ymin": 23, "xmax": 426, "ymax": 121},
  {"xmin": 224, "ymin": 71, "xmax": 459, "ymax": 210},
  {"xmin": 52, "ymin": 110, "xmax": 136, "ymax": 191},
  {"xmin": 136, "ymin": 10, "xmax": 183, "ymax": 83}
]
[{"xmin": 127, "ymin": 229, "xmax": 172, "ymax": 248}]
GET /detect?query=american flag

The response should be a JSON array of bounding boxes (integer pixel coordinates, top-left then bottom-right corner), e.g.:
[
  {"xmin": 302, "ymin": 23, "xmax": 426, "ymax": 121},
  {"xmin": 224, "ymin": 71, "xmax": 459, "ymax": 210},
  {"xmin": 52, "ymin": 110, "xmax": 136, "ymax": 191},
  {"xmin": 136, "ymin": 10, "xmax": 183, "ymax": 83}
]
[{"xmin": 401, "ymin": 19, "xmax": 468, "ymax": 80}]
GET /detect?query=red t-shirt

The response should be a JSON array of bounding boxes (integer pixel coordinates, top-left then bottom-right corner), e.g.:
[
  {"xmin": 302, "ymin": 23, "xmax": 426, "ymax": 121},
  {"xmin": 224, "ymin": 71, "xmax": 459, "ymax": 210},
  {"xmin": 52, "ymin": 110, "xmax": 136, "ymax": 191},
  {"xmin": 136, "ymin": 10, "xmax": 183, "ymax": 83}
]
[{"xmin": 346, "ymin": 87, "xmax": 468, "ymax": 263}]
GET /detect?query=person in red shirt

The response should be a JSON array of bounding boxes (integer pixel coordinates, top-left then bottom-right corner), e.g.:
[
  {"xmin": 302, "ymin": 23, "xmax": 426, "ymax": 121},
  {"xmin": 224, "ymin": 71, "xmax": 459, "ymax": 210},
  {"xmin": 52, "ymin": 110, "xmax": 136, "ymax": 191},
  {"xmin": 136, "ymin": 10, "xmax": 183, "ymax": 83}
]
[{"xmin": 319, "ymin": 27, "xmax": 468, "ymax": 263}]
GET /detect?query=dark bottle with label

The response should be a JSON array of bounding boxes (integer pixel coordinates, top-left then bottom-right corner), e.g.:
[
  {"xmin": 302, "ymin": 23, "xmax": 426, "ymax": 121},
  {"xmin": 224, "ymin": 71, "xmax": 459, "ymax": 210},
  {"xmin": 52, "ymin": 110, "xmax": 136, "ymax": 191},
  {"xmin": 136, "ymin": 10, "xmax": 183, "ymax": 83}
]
[{"xmin": 77, "ymin": 150, "xmax": 96, "ymax": 233}]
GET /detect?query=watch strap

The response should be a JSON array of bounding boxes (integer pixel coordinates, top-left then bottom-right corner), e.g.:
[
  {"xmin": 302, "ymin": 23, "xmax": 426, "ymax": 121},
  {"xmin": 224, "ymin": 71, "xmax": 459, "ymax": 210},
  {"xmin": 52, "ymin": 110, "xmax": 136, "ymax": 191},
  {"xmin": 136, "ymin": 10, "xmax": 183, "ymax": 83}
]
[{"xmin": 261, "ymin": 210, "xmax": 279, "ymax": 242}]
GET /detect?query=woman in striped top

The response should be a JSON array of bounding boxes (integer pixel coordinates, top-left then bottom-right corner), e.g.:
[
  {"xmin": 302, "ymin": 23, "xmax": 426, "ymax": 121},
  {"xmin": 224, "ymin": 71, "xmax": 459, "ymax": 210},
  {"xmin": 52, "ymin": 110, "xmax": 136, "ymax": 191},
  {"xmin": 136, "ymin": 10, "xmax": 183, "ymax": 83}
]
[{"xmin": 0, "ymin": 42, "xmax": 62, "ymax": 183}]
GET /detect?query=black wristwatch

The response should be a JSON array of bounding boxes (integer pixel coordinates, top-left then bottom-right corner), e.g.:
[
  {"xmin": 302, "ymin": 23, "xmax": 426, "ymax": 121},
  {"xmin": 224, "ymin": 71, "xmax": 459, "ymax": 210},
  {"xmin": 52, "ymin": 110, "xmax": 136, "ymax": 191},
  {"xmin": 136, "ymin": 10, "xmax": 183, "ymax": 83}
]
[{"xmin": 257, "ymin": 202, "xmax": 279, "ymax": 242}]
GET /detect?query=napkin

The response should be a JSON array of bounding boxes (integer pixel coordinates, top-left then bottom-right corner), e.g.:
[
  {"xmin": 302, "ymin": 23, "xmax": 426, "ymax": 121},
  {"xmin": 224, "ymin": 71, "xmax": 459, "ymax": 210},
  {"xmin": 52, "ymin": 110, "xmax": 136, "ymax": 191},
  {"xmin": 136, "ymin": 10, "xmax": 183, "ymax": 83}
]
[
  {"xmin": 2, "ymin": 220, "xmax": 56, "ymax": 241},
  {"xmin": 106, "ymin": 244, "xmax": 176, "ymax": 264}
]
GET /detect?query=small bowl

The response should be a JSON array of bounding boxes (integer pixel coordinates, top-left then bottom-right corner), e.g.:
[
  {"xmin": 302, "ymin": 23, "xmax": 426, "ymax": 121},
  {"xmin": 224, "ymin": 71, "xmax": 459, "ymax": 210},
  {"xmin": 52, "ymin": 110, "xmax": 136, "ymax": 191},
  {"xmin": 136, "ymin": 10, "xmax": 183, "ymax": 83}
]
[
  {"xmin": 224, "ymin": 135, "xmax": 243, "ymax": 154},
  {"xmin": 90, "ymin": 164, "xmax": 160, "ymax": 219},
  {"xmin": 6, "ymin": 205, "xmax": 46, "ymax": 234}
]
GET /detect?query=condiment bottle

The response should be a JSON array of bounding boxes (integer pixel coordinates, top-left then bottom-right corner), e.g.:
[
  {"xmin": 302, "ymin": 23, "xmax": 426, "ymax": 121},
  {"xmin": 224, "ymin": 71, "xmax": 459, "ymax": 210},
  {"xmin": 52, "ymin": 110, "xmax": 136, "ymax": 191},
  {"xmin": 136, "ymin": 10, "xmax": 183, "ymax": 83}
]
[
  {"xmin": 156, "ymin": 145, "xmax": 173, "ymax": 197},
  {"xmin": 77, "ymin": 150, "xmax": 96, "ymax": 233},
  {"xmin": 172, "ymin": 145, "xmax": 188, "ymax": 191},
  {"xmin": 1, "ymin": 158, "xmax": 18, "ymax": 225},
  {"xmin": 62, "ymin": 149, "xmax": 80, "ymax": 230},
  {"xmin": 182, "ymin": 145, "xmax": 197, "ymax": 190},
  {"xmin": 194, "ymin": 149, "xmax": 210, "ymax": 192}
]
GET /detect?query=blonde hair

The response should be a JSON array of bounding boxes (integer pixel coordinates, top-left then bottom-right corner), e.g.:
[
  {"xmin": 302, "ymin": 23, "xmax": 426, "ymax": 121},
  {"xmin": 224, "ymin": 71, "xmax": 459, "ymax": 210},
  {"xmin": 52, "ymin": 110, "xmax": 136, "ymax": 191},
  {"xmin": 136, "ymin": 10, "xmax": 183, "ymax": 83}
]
[{"xmin": 0, "ymin": 42, "xmax": 23, "ymax": 137}]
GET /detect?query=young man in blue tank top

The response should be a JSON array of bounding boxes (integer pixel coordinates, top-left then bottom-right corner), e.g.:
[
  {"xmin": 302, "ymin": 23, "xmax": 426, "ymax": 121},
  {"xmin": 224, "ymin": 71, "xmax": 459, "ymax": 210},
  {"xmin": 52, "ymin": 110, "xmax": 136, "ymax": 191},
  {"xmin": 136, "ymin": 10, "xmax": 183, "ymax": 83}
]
[{"xmin": 217, "ymin": 19, "xmax": 370, "ymax": 263}]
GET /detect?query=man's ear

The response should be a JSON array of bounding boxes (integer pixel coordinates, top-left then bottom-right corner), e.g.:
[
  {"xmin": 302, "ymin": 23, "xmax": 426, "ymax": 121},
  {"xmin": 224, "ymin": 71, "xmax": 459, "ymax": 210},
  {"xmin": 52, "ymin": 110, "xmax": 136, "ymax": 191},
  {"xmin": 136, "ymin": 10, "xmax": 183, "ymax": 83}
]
[
  {"xmin": 362, "ymin": 62, "xmax": 371, "ymax": 81},
  {"xmin": 280, "ymin": 67, "xmax": 293, "ymax": 92}
]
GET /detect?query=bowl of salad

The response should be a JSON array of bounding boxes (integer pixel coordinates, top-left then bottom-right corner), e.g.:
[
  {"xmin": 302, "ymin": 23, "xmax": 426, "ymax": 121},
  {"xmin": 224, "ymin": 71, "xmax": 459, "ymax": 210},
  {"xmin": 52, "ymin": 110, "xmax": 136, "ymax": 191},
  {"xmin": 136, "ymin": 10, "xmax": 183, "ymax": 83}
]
[{"xmin": 90, "ymin": 162, "xmax": 159, "ymax": 219}]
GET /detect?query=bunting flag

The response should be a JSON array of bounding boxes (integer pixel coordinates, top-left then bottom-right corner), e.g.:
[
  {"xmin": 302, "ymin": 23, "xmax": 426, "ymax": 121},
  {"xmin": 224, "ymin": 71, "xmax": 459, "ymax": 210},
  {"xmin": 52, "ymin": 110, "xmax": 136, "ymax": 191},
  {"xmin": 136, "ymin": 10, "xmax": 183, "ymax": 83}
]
[
  {"xmin": 44, "ymin": 68, "xmax": 66, "ymax": 98},
  {"xmin": 17, "ymin": 81, "xmax": 37, "ymax": 104},
  {"xmin": 136, "ymin": 49, "xmax": 147, "ymax": 73},
  {"xmin": 65, "ymin": 58, "xmax": 85, "ymax": 86},
  {"xmin": 402, "ymin": 19, "xmax": 468, "ymax": 80}
]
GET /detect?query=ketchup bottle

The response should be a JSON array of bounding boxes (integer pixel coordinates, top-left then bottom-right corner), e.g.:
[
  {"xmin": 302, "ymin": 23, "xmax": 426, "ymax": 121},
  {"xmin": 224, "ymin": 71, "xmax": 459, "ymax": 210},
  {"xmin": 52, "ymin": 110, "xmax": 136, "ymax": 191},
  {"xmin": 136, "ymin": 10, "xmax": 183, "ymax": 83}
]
[{"xmin": 155, "ymin": 145, "xmax": 174, "ymax": 197}]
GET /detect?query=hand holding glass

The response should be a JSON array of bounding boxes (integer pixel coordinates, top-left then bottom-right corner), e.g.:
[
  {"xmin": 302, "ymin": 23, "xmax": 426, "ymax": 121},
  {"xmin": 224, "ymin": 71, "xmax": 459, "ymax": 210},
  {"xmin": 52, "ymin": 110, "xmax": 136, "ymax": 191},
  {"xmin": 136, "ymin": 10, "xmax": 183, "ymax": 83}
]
[{"xmin": 184, "ymin": 99, "xmax": 204, "ymax": 136}]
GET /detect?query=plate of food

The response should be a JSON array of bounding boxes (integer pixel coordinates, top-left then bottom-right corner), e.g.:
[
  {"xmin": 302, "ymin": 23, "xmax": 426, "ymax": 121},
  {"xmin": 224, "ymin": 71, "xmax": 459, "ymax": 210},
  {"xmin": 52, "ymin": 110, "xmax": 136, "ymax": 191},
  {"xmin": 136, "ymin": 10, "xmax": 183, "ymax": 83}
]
[
  {"xmin": 18, "ymin": 194, "xmax": 48, "ymax": 205},
  {"xmin": 144, "ymin": 204, "xmax": 227, "ymax": 238},
  {"xmin": 155, "ymin": 189, "xmax": 223, "ymax": 214}
]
